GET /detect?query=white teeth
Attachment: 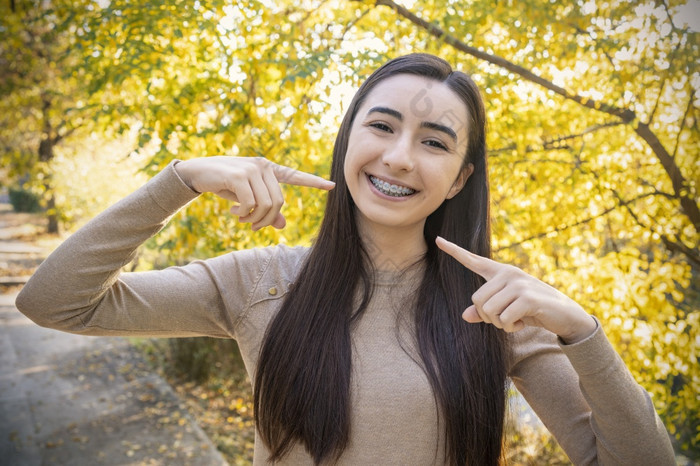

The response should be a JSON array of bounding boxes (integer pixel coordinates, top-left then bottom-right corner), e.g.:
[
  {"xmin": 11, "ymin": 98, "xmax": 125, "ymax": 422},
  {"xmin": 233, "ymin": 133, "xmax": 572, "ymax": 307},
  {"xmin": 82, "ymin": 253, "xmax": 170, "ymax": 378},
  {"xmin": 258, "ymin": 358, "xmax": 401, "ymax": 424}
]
[{"xmin": 369, "ymin": 175, "xmax": 416, "ymax": 197}]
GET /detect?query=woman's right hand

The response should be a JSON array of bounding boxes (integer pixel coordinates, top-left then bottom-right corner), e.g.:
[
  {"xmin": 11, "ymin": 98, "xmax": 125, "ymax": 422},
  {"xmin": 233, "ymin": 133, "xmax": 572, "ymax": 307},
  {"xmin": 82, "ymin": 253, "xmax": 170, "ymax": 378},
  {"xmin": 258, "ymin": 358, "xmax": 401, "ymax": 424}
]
[{"xmin": 175, "ymin": 156, "xmax": 335, "ymax": 231}]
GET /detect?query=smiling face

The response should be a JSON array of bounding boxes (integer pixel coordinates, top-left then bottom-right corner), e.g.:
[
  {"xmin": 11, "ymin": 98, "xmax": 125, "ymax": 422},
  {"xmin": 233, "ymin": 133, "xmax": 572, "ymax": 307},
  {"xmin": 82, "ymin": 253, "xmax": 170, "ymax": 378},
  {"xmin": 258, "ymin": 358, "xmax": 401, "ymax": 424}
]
[{"xmin": 343, "ymin": 74, "xmax": 473, "ymax": 236}]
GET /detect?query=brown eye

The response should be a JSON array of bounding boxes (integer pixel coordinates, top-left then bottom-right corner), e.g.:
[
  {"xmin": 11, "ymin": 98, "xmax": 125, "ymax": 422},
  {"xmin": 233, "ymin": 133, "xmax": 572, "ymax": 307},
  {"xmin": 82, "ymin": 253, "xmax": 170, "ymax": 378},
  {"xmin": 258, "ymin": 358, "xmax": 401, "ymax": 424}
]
[
  {"xmin": 425, "ymin": 139, "xmax": 448, "ymax": 151},
  {"xmin": 369, "ymin": 122, "xmax": 392, "ymax": 132}
]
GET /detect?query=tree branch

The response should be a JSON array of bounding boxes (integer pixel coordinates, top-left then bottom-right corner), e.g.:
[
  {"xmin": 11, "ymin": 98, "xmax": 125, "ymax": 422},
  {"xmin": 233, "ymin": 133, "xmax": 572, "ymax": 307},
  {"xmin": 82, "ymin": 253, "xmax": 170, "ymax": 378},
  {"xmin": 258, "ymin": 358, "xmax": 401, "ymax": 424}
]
[
  {"xmin": 368, "ymin": 0, "xmax": 635, "ymax": 119},
  {"xmin": 661, "ymin": 0, "xmax": 681, "ymax": 32},
  {"xmin": 567, "ymin": 22, "xmax": 616, "ymax": 68},
  {"xmin": 646, "ymin": 78, "xmax": 665, "ymax": 125},
  {"xmin": 539, "ymin": 121, "xmax": 624, "ymax": 150},
  {"xmin": 659, "ymin": 236, "xmax": 700, "ymax": 269},
  {"xmin": 495, "ymin": 192, "xmax": 658, "ymax": 252},
  {"xmin": 365, "ymin": 0, "xmax": 700, "ymax": 233},
  {"xmin": 343, "ymin": 10, "xmax": 370, "ymax": 39},
  {"xmin": 488, "ymin": 143, "xmax": 517, "ymax": 155},
  {"xmin": 491, "ymin": 121, "xmax": 623, "ymax": 156},
  {"xmin": 671, "ymin": 93, "xmax": 693, "ymax": 159},
  {"xmin": 611, "ymin": 190, "xmax": 700, "ymax": 268},
  {"xmin": 638, "ymin": 178, "xmax": 678, "ymax": 201},
  {"xmin": 633, "ymin": 119, "xmax": 699, "ymax": 230}
]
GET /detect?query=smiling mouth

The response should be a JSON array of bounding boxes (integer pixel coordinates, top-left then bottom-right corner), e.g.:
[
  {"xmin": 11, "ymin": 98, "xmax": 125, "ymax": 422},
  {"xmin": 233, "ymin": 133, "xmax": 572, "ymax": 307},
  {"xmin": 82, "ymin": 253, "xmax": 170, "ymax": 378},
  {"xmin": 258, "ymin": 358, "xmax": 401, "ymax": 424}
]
[{"xmin": 368, "ymin": 174, "xmax": 417, "ymax": 197}]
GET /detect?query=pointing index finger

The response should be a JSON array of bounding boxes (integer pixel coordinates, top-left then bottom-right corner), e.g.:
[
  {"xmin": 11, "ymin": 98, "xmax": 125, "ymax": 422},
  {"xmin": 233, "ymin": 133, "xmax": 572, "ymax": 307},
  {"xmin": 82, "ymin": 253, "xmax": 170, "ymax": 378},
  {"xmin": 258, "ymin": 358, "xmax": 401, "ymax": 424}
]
[
  {"xmin": 435, "ymin": 236, "xmax": 500, "ymax": 281},
  {"xmin": 272, "ymin": 163, "xmax": 335, "ymax": 191}
]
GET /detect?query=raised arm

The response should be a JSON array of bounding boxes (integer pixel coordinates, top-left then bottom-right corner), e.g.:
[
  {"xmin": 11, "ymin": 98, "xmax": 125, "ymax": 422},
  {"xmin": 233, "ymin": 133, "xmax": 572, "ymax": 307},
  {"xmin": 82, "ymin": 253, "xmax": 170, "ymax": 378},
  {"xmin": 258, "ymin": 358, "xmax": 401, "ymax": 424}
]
[
  {"xmin": 435, "ymin": 237, "xmax": 675, "ymax": 465},
  {"xmin": 175, "ymin": 156, "xmax": 335, "ymax": 231},
  {"xmin": 15, "ymin": 157, "xmax": 333, "ymax": 338}
]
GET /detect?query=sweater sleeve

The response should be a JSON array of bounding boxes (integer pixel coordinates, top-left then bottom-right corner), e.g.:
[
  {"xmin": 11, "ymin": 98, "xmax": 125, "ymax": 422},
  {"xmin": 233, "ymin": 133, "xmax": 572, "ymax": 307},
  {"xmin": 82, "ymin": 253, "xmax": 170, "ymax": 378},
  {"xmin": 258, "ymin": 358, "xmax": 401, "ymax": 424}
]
[
  {"xmin": 509, "ymin": 320, "xmax": 675, "ymax": 465},
  {"xmin": 15, "ymin": 161, "xmax": 272, "ymax": 338}
]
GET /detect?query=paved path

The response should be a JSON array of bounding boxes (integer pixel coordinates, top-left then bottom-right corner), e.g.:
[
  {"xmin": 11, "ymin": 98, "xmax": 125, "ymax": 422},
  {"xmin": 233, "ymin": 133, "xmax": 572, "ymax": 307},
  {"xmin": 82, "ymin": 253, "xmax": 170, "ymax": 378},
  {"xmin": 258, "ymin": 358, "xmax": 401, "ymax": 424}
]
[{"xmin": 0, "ymin": 203, "xmax": 228, "ymax": 465}]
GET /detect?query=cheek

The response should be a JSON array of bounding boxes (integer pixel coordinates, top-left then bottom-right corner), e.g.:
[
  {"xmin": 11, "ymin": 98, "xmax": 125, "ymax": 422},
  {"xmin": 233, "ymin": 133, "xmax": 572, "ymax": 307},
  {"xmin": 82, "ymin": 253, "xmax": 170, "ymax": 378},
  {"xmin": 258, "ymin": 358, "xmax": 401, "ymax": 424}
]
[
  {"xmin": 342, "ymin": 151, "xmax": 356, "ymax": 182},
  {"xmin": 344, "ymin": 141, "xmax": 370, "ymax": 175},
  {"xmin": 343, "ymin": 149, "xmax": 363, "ymax": 196},
  {"xmin": 424, "ymin": 161, "xmax": 462, "ymax": 189}
]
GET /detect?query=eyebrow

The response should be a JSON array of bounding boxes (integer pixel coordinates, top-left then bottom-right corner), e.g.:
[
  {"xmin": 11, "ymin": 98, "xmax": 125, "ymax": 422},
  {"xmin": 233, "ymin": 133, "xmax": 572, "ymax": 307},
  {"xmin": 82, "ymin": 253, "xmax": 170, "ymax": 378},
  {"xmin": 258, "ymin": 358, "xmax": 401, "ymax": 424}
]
[
  {"xmin": 367, "ymin": 106, "xmax": 403, "ymax": 121},
  {"xmin": 420, "ymin": 121, "xmax": 457, "ymax": 143},
  {"xmin": 366, "ymin": 106, "xmax": 458, "ymax": 143}
]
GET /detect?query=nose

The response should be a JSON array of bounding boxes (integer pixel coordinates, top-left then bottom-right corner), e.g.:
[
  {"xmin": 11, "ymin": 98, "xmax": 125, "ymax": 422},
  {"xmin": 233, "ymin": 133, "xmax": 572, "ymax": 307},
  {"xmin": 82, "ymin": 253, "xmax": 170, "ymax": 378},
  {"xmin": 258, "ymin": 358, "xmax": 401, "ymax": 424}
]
[{"xmin": 381, "ymin": 135, "xmax": 415, "ymax": 172}]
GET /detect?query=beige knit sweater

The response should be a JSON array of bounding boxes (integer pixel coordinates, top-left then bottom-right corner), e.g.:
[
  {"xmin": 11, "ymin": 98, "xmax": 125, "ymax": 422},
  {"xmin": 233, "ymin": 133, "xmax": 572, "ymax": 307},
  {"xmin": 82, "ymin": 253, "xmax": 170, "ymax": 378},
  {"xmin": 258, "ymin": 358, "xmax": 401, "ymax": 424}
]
[{"xmin": 16, "ymin": 162, "xmax": 675, "ymax": 465}]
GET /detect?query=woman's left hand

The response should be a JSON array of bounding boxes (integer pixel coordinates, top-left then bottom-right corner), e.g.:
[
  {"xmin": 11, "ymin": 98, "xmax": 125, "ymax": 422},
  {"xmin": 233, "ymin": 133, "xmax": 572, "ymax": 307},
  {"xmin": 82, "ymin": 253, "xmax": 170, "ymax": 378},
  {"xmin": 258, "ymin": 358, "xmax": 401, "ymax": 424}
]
[{"xmin": 436, "ymin": 237, "xmax": 597, "ymax": 344}]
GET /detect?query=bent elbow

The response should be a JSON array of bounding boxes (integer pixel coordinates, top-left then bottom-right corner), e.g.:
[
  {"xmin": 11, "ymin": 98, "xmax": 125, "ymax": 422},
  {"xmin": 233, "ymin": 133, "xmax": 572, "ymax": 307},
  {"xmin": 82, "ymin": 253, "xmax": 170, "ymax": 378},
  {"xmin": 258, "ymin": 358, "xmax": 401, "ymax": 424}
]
[
  {"xmin": 14, "ymin": 281, "xmax": 84, "ymax": 332},
  {"xmin": 15, "ymin": 285, "xmax": 58, "ymax": 329},
  {"xmin": 15, "ymin": 284, "xmax": 38, "ymax": 319}
]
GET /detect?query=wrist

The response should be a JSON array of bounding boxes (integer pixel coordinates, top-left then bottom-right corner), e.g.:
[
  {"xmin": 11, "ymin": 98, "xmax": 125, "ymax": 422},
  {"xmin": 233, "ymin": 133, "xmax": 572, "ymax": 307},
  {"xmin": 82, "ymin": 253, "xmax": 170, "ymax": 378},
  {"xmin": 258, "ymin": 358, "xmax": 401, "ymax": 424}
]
[
  {"xmin": 559, "ymin": 314, "xmax": 597, "ymax": 345},
  {"xmin": 173, "ymin": 160, "xmax": 198, "ymax": 192}
]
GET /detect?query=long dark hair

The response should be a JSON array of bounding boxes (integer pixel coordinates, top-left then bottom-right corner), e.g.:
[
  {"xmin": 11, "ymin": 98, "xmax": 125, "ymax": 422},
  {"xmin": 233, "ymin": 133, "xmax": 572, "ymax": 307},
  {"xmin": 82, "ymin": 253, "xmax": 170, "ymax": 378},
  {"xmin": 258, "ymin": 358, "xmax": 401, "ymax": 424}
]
[{"xmin": 254, "ymin": 53, "xmax": 509, "ymax": 465}]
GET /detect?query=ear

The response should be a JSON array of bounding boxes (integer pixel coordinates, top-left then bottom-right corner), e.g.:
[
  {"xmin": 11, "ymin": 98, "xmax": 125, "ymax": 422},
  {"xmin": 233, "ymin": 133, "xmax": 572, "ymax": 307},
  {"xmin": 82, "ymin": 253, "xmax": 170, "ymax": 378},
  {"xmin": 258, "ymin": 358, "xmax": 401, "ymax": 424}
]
[{"xmin": 446, "ymin": 163, "xmax": 474, "ymax": 199}]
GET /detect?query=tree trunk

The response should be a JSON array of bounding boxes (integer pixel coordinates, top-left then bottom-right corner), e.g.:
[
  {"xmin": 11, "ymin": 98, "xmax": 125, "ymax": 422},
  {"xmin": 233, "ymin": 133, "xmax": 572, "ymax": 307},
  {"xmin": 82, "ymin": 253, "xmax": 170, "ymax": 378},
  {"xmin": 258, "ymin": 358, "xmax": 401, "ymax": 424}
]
[
  {"xmin": 39, "ymin": 136, "xmax": 59, "ymax": 234},
  {"xmin": 46, "ymin": 190, "xmax": 59, "ymax": 234}
]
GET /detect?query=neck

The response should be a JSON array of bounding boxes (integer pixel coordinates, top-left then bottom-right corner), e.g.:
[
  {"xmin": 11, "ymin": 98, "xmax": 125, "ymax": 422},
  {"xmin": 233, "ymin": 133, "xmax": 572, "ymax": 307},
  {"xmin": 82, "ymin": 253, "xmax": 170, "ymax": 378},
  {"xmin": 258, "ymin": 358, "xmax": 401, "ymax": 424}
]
[{"xmin": 357, "ymin": 217, "xmax": 427, "ymax": 272}]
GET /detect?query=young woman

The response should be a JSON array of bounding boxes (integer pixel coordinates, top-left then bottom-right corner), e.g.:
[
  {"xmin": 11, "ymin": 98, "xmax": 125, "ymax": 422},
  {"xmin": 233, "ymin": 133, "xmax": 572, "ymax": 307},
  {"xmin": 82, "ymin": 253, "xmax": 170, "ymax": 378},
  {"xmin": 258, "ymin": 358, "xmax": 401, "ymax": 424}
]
[{"xmin": 17, "ymin": 54, "xmax": 675, "ymax": 465}]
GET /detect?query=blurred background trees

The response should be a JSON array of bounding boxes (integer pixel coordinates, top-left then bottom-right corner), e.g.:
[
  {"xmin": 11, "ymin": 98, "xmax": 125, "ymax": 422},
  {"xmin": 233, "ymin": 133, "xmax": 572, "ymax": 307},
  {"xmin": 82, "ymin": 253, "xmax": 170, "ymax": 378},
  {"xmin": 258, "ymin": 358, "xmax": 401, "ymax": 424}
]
[{"xmin": 2, "ymin": 0, "xmax": 697, "ymax": 460}]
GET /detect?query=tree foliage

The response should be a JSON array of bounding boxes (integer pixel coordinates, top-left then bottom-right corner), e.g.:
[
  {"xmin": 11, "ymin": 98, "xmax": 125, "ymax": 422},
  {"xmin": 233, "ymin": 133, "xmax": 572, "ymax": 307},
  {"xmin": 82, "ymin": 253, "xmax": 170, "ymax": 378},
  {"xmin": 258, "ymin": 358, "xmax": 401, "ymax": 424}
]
[
  {"xmin": 2, "ymin": 0, "xmax": 697, "ymax": 458},
  {"xmin": 0, "ymin": 0, "xmax": 112, "ymax": 231},
  {"xmin": 350, "ymin": 0, "xmax": 698, "ymax": 453},
  {"xmin": 75, "ymin": 0, "xmax": 378, "ymax": 259}
]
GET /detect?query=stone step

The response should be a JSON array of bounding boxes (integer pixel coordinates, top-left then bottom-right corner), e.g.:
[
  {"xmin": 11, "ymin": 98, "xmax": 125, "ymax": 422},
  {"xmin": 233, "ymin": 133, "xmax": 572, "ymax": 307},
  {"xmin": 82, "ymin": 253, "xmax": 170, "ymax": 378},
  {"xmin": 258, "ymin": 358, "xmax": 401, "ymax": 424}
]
[
  {"xmin": 0, "ymin": 276, "xmax": 31, "ymax": 286},
  {"xmin": 0, "ymin": 242, "xmax": 45, "ymax": 254}
]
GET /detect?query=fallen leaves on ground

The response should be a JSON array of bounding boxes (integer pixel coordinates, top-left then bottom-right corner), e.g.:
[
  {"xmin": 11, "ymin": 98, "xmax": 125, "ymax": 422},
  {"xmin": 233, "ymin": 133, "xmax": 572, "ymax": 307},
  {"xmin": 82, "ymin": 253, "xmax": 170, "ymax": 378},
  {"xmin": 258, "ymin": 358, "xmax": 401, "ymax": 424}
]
[{"xmin": 133, "ymin": 339, "xmax": 256, "ymax": 465}]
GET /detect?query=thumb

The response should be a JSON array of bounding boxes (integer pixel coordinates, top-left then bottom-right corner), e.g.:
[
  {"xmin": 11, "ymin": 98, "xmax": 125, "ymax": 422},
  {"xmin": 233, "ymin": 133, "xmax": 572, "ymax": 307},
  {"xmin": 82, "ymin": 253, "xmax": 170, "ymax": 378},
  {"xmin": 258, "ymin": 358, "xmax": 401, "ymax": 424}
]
[
  {"xmin": 462, "ymin": 305, "xmax": 483, "ymax": 323},
  {"xmin": 271, "ymin": 212, "xmax": 286, "ymax": 229}
]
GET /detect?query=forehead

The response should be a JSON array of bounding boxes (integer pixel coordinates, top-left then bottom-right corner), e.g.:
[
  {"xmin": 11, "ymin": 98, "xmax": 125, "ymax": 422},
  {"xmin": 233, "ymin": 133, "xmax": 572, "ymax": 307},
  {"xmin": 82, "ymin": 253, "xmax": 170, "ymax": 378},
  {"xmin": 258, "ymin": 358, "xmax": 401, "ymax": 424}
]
[{"xmin": 358, "ymin": 74, "xmax": 470, "ymax": 139}]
